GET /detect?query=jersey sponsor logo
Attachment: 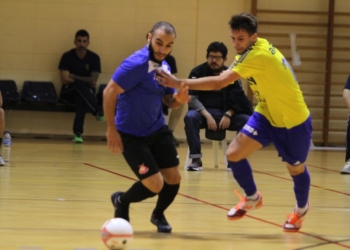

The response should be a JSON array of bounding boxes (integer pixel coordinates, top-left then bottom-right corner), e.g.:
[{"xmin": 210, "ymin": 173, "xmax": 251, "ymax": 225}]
[
  {"xmin": 138, "ymin": 163, "xmax": 149, "ymax": 174},
  {"xmin": 247, "ymin": 77, "xmax": 257, "ymax": 85},
  {"xmin": 282, "ymin": 57, "xmax": 298, "ymax": 82},
  {"xmin": 148, "ymin": 60, "xmax": 160, "ymax": 73},
  {"xmin": 243, "ymin": 124, "xmax": 258, "ymax": 136},
  {"xmin": 148, "ymin": 60, "xmax": 171, "ymax": 74},
  {"xmin": 293, "ymin": 161, "xmax": 301, "ymax": 166},
  {"xmin": 268, "ymin": 43, "xmax": 276, "ymax": 55}
]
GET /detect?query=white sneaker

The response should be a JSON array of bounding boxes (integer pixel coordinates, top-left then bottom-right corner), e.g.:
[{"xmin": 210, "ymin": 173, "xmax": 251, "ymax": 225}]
[
  {"xmin": 0, "ymin": 156, "xmax": 5, "ymax": 166},
  {"xmin": 340, "ymin": 161, "xmax": 350, "ymax": 174}
]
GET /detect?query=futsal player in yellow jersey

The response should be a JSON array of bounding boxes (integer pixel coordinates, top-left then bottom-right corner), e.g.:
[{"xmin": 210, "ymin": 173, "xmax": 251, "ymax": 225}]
[{"xmin": 155, "ymin": 13, "xmax": 312, "ymax": 232}]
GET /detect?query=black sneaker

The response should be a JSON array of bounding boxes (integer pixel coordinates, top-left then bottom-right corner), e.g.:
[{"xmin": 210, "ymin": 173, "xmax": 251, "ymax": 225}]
[
  {"xmin": 150, "ymin": 213, "xmax": 172, "ymax": 233},
  {"xmin": 172, "ymin": 136, "xmax": 180, "ymax": 147},
  {"xmin": 186, "ymin": 158, "xmax": 203, "ymax": 171},
  {"xmin": 111, "ymin": 191, "xmax": 130, "ymax": 222}
]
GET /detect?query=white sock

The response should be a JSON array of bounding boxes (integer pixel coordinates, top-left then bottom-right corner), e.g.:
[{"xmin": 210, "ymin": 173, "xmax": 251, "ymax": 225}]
[
  {"xmin": 296, "ymin": 204, "xmax": 308, "ymax": 216},
  {"xmin": 247, "ymin": 192, "xmax": 258, "ymax": 201}
]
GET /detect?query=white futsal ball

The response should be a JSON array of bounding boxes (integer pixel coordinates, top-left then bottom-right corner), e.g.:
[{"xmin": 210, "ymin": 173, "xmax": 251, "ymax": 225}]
[{"xmin": 101, "ymin": 218, "xmax": 133, "ymax": 250}]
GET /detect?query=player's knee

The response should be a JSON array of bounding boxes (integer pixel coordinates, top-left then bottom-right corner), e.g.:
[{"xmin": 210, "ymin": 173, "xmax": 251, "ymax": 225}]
[
  {"xmin": 287, "ymin": 163, "xmax": 305, "ymax": 176},
  {"xmin": 165, "ymin": 172, "xmax": 181, "ymax": 185},
  {"xmin": 226, "ymin": 149, "xmax": 244, "ymax": 162},
  {"xmin": 148, "ymin": 180, "xmax": 164, "ymax": 193},
  {"xmin": 0, "ymin": 108, "xmax": 4, "ymax": 119}
]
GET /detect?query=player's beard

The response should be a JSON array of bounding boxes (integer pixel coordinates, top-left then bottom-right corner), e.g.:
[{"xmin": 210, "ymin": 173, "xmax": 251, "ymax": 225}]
[{"xmin": 148, "ymin": 42, "xmax": 169, "ymax": 65}]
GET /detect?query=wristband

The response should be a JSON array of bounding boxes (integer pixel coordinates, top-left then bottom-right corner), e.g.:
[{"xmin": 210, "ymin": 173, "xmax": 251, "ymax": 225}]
[{"xmin": 223, "ymin": 113, "xmax": 231, "ymax": 118}]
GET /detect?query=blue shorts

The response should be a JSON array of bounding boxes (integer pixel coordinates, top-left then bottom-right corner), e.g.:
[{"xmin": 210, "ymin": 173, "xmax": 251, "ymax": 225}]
[{"xmin": 241, "ymin": 112, "xmax": 312, "ymax": 165}]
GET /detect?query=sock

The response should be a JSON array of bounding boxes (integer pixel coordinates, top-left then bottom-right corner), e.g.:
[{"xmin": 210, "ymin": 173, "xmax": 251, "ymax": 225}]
[
  {"xmin": 0, "ymin": 137, "xmax": 2, "ymax": 147},
  {"xmin": 246, "ymin": 193, "xmax": 259, "ymax": 201},
  {"xmin": 153, "ymin": 182, "xmax": 180, "ymax": 215},
  {"xmin": 296, "ymin": 204, "xmax": 309, "ymax": 216},
  {"xmin": 120, "ymin": 181, "xmax": 157, "ymax": 203},
  {"xmin": 291, "ymin": 165, "xmax": 310, "ymax": 210},
  {"xmin": 228, "ymin": 159, "xmax": 257, "ymax": 196}
]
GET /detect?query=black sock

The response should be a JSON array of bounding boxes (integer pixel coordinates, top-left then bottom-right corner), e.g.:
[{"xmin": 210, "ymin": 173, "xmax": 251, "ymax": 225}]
[
  {"xmin": 0, "ymin": 138, "xmax": 2, "ymax": 147},
  {"xmin": 153, "ymin": 182, "xmax": 180, "ymax": 215},
  {"xmin": 120, "ymin": 181, "xmax": 157, "ymax": 203}
]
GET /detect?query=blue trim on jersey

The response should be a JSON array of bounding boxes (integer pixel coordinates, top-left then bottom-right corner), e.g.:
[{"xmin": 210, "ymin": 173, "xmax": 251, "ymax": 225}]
[{"xmin": 112, "ymin": 46, "xmax": 175, "ymax": 136}]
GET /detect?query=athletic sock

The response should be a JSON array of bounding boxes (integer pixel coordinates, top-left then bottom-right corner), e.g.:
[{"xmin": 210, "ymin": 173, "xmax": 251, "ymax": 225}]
[
  {"xmin": 153, "ymin": 182, "xmax": 180, "ymax": 215},
  {"xmin": 120, "ymin": 181, "xmax": 157, "ymax": 203},
  {"xmin": 228, "ymin": 159, "xmax": 257, "ymax": 196},
  {"xmin": 291, "ymin": 165, "xmax": 310, "ymax": 209}
]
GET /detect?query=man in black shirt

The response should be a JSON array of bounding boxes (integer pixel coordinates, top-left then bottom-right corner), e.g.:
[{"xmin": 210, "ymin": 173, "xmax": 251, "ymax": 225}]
[
  {"xmin": 185, "ymin": 42, "xmax": 253, "ymax": 171},
  {"xmin": 0, "ymin": 92, "xmax": 5, "ymax": 165},
  {"xmin": 58, "ymin": 29, "xmax": 104, "ymax": 143}
]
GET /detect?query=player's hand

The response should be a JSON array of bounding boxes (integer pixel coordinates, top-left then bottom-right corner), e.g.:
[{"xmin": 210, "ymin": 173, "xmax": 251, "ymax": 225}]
[
  {"xmin": 174, "ymin": 83, "xmax": 190, "ymax": 104},
  {"xmin": 154, "ymin": 68, "xmax": 181, "ymax": 88},
  {"xmin": 106, "ymin": 128, "xmax": 124, "ymax": 154},
  {"xmin": 219, "ymin": 116, "xmax": 230, "ymax": 130},
  {"xmin": 206, "ymin": 115, "xmax": 217, "ymax": 131}
]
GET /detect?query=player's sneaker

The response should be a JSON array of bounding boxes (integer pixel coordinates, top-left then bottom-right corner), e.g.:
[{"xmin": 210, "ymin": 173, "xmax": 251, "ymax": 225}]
[
  {"xmin": 0, "ymin": 156, "xmax": 5, "ymax": 166},
  {"xmin": 283, "ymin": 202, "xmax": 310, "ymax": 232},
  {"xmin": 186, "ymin": 158, "xmax": 203, "ymax": 171},
  {"xmin": 227, "ymin": 190, "xmax": 263, "ymax": 220},
  {"xmin": 340, "ymin": 161, "xmax": 350, "ymax": 174},
  {"xmin": 150, "ymin": 212, "xmax": 172, "ymax": 233},
  {"xmin": 111, "ymin": 191, "xmax": 130, "ymax": 222},
  {"xmin": 73, "ymin": 134, "xmax": 83, "ymax": 143}
]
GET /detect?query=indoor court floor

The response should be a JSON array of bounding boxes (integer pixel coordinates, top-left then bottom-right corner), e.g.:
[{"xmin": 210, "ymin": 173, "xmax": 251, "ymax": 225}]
[{"xmin": 0, "ymin": 138, "xmax": 349, "ymax": 250}]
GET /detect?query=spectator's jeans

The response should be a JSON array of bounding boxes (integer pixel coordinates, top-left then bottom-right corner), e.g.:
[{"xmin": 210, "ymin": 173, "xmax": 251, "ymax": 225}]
[
  {"xmin": 184, "ymin": 108, "xmax": 250, "ymax": 159},
  {"xmin": 346, "ymin": 114, "xmax": 350, "ymax": 162},
  {"xmin": 60, "ymin": 80, "xmax": 100, "ymax": 135}
]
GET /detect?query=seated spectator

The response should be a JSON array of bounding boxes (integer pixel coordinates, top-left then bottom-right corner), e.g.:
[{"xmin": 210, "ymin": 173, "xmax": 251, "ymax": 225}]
[
  {"xmin": 58, "ymin": 29, "xmax": 104, "ymax": 143},
  {"xmin": 184, "ymin": 42, "xmax": 253, "ymax": 171},
  {"xmin": 341, "ymin": 74, "xmax": 350, "ymax": 174},
  {"xmin": 0, "ymin": 91, "xmax": 5, "ymax": 165}
]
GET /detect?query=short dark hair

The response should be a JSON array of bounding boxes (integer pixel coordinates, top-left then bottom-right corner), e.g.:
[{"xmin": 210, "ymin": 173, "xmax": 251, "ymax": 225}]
[
  {"xmin": 228, "ymin": 13, "xmax": 258, "ymax": 36},
  {"xmin": 75, "ymin": 29, "xmax": 89, "ymax": 39},
  {"xmin": 150, "ymin": 21, "xmax": 176, "ymax": 37},
  {"xmin": 206, "ymin": 42, "xmax": 228, "ymax": 59}
]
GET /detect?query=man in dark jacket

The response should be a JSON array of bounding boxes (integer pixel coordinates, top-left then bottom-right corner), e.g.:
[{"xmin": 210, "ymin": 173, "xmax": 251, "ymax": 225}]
[{"xmin": 184, "ymin": 42, "xmax": 253, "ymax": 171}]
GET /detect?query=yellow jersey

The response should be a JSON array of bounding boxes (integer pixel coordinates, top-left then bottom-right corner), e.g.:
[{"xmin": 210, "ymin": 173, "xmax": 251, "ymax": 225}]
[{"xmin": 231, "ymin": 38, "xmax": 309, "ymax": 128}]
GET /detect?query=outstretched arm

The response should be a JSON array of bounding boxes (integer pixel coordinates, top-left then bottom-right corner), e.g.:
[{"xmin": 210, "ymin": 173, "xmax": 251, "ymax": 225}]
[{"xmin": 155, "ymin": 68, "xmax": 241, "ymax": 91}]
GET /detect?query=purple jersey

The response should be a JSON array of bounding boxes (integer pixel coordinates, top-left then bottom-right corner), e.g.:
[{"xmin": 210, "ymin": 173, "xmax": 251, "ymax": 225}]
[{"xmin": 112, "ymin": 46, "xmax": 175, "ymax": 136}]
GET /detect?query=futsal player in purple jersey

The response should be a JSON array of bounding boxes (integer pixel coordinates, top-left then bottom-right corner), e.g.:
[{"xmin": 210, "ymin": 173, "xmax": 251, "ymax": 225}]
[{"xmin": 103, "ymin": 22, "xmax": 189, "ymax": 233}]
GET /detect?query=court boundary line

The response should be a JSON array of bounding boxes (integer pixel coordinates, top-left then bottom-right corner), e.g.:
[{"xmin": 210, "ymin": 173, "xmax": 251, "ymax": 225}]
[{"xmin": 83, "ymin": 163, "xmax": 350, "ymax": 249}]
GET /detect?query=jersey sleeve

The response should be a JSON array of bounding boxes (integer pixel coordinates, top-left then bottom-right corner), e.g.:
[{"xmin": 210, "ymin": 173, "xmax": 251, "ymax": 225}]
[
  {"xmin": 165, "ymin": 55, "xmax": 177, "ymax": 74},
  {"xmin": 233, "ymin": 50, "xmax": 265, "ymax": 79},
  {"xmin": 91, "ymin": 54, "xmax": 101, "ymax": 73},
  {"xmin": 164, "ymin": 87, "xmax": 176, "ymax": 95},
  {"xmin": 112, "ymin": 58, "xmax": 146, "ymax": 91},
  {"xmin": 58, "ymin": 53, "xmax": 69, "ymax": 70}
]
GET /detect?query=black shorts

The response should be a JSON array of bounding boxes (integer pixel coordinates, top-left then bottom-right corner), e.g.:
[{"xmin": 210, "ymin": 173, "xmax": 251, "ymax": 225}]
[{"xmin": 120, "ymin": 126, "xmax": 180, "ymax": 180}]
